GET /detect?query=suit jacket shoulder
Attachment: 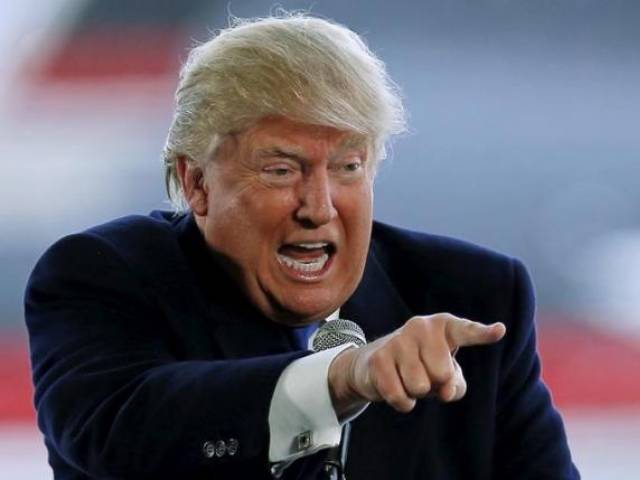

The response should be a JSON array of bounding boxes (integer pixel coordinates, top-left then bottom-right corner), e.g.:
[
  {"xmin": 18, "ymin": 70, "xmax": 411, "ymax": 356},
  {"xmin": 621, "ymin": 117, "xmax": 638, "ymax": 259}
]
[
  {"xmin": 371, "ymin": 221, "xmax": 526, "ymax": 325},
  {"xmin": 25, "ymin": 212, "xmax": 307, "ymax": 479},
  {"xmin": 352, "ymin": 221, "xmax": 580, "ymax": 480}
]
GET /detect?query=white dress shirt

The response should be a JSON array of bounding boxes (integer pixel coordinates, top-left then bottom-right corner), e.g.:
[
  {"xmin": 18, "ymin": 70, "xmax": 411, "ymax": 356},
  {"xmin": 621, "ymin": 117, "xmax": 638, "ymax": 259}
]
[{"xmin": 267, "ymin": 311, "xmax": 368, "ymax": 472}]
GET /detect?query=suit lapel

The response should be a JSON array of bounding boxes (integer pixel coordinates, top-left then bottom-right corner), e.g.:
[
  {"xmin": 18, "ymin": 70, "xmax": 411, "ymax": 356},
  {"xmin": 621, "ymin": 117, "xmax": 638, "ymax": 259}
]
[
  {"xmin": 208, "ymin": 298, "xmax": 295, "ymax": 359},
  {"xmin": 173, "ymin": 212, "xmax": 293, "ymax": 358},
  {"xmin": 342, "ymin": 246, "xmax": 413, "ymax": 342}
]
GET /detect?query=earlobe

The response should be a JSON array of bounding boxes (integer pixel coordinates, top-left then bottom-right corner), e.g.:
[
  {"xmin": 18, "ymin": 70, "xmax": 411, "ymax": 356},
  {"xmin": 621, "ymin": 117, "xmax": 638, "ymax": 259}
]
[{"xmin": 176, "ymin": 156, "xmax": 208, "ymax": 216}]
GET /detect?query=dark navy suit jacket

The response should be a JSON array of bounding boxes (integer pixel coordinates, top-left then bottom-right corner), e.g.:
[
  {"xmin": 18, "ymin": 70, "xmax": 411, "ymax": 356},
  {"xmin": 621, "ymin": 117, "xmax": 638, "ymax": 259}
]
[{"xmin": 25, "ymin": 211, "xmax": 579, "ymax": 479}]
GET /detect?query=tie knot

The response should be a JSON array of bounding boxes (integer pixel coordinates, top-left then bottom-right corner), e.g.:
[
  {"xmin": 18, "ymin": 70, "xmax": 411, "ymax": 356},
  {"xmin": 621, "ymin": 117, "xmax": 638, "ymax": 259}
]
[{"xmin": 289, "ymin": 322, "xmax": 321, "ymax": 350}]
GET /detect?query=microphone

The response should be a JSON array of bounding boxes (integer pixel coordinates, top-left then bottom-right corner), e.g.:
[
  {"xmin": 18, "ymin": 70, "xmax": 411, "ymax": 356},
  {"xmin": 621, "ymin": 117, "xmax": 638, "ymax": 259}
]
[
  {"xmin": 312, "ymin": 319, "xmax": 366, "ymax": 480},
  {"xmin": 312, "ymin": 318, "xmax": 367, "ymax": 351}
]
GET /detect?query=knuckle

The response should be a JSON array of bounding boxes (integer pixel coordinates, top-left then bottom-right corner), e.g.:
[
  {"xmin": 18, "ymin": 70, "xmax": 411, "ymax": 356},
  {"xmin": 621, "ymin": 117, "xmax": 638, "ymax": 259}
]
[
  {"xmin": 405, "ymin": 316, "xmax": 421, "ymax": 327},
  {"xmin": 437, "ymin": 312, "xmax": 456, "ymax": 322},
  {"xmin": 387, "ymin": 335, "xmax": 406, "ymax": 352},
  {"xmin": 394, "ymin": 340, "xmax": 417, "ymax": 362},
  {"xmin": 406, "ymin": 316, "xmax": 426, "ymax": 330},
  {"xmin": 409, "ymin": 379, "xmax": 431, "ymax": 397},
  {"xmin": 431, "ymin": 364, "xmax": 455, "ymax": 384},
  {"xmin": 406, "ymin": 316, "xmax": 434, "ymax": 336},
  {"xmin": 428, "ymin": 313, "xmax": 452, "ymax": 331}
]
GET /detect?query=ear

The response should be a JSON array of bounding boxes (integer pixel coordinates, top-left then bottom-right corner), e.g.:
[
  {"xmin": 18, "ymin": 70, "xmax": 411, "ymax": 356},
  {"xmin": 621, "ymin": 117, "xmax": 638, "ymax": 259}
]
[{"xmin": 176, "ymin": 156, "xmax": 208, "ymax": 216}]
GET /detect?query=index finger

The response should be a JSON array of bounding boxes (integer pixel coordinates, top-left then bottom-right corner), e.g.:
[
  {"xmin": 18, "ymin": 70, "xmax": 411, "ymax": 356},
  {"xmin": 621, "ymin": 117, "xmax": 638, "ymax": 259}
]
[{"xmin": 445, "ymin": 318, "xmax": 506, "ymax": 350}]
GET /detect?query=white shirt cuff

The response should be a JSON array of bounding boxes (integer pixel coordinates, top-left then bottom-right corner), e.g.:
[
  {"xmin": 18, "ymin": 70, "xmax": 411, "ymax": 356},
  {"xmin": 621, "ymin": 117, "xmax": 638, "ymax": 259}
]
[{"xmin": 268, "ymin": 343, "xmax": 366, "ymax": 463}]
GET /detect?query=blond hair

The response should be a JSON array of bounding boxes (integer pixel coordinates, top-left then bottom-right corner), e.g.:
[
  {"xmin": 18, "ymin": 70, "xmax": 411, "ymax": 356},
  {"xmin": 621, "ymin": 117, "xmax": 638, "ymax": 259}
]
[{"xmin": 163, "ymin": 13, "xmax": 406, "ymax": 209}]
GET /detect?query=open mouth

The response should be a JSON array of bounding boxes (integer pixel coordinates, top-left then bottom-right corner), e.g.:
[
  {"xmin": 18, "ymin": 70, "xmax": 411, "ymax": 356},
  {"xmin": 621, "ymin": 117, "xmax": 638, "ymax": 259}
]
[{"xmin": 276, "ymin": 242, "xmax": 336, "ymax": 276}]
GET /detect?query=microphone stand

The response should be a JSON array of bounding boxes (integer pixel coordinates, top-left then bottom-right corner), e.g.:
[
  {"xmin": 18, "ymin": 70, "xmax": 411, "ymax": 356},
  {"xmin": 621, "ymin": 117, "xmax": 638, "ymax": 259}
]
[
  {"xmin": 313, "ymin": 319, "xmax": 365, "ymax": 480},
  {"xmin": 322, "ymin": 423, "xmax": 351, "ymax": 480}
]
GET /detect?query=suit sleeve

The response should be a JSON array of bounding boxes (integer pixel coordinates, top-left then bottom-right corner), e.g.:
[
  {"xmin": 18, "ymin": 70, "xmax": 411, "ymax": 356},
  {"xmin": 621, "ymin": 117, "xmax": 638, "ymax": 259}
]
[
  {"xmin": 494, "ymin": 259, "xmax": 580, "ymax": 479},
  {"xmin": 25, "ymin": 232, "xmax": 306, "ymax": 478}
]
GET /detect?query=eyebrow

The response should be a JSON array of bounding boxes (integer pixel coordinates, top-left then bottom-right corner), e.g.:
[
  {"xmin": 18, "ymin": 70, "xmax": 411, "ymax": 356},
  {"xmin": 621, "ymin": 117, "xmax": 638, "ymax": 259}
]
[
  {"xmin": 339, "ymin": 136, "xmax": 368, "ymax": 151},
  {"xmin": 257, "ymin": 147, "xmax": 306, "ymax": 161},
  {"xmin": 257, "ymin": 137, "xmax": 368, "ymax": 162}
]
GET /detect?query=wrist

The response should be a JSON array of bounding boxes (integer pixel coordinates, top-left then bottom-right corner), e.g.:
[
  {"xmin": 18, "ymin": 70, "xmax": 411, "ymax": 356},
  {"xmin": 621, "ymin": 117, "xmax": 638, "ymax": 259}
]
[{"xmin": 328, "ymin": 346, "xmax": 366, "ymax": 419}]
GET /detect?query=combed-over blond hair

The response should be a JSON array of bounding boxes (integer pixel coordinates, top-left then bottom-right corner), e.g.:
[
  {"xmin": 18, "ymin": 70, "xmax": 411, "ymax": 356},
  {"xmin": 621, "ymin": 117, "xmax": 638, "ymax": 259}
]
[{"xmin": 163, "ymin": 13, "xmax": 406, "ymax": 210}]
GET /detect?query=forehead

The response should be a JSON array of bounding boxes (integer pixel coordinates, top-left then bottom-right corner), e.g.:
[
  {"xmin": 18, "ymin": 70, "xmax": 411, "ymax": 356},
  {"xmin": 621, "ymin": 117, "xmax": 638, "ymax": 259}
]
[{"xmin": 241, "ymin": 116, "xmax": 368, "ymax": 153}]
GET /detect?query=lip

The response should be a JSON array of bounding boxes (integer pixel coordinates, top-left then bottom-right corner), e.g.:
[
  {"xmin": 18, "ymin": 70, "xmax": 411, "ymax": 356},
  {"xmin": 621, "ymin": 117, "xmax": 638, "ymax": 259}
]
[{"xmin": 276, "ymin": 249, "xmax": 335, "ymax": 282}]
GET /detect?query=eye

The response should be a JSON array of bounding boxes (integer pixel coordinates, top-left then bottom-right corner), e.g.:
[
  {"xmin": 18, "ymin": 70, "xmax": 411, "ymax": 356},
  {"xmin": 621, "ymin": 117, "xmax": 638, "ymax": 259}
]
[
  {"xmin": 263, "ymin": 162, "xmax": 295, "ymax": 176},
  {"xmin": 343, "ymin": 160, "xmax": 362, "ymax": 172},
  {"xmin": 266, "ymin": 167, "xmax": 293, "ymax": 176},
  {"xmin": 261, "ymin": 161, "xmax": 301, "ymax": 185},
  {"xmin": 334, "ymin": 155, "xmax": 365, "ymax": 176}
]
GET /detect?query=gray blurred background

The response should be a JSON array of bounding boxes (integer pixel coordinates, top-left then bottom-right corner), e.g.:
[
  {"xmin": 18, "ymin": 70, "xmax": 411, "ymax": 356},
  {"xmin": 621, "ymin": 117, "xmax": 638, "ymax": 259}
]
[
  {"xmin": 1, "ymin": 0, "xmax": 639, "ymax": 332},
  {"xmin": 1, "ymin": 1, "xmax": 639, "ymax": 477}
]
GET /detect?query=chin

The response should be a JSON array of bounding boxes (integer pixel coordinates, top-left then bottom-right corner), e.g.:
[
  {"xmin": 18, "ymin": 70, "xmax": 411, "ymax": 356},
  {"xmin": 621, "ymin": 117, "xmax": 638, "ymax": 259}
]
[
  {"xmin": 254, "ymin": 272, "xmax": 358, "ymax": 325},
  {"xmin": 278, "ymin": 306, "xmax": 334, "ymax": 326},
  {"xmin": 269, "ymin": 295, "xmax": 340, "ymax": 326}
]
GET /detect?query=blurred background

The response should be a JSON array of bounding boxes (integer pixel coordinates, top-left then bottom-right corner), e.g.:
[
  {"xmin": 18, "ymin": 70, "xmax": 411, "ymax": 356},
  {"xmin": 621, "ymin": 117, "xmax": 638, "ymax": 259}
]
[{"xmin": 1, "ymin": 0, "xmax": 639, "ymax": 477}]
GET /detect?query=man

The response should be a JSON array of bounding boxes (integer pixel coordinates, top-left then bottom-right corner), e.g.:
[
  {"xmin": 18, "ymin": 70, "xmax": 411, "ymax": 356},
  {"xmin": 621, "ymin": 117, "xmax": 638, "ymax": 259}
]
[{"xmin": 25, "ymin": 14, "xmax": 579, "ymax": 479}]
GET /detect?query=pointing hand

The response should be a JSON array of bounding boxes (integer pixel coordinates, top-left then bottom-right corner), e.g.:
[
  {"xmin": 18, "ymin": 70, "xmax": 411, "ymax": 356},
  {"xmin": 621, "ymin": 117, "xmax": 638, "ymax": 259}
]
[{"xmin": 328, "ymin": 313, "xmax": 506, "ymax": 415}]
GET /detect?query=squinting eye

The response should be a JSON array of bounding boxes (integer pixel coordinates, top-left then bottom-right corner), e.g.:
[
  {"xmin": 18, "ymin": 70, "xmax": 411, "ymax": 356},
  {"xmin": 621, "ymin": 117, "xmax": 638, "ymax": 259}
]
[
  {"xmin": 261, "ymin": 163, "xmax": 300, "ymax": 185},
  {"xmin": 339, "ymin": 157, "xmax": 364, "ymax": 173},
  {"xmin": 269, "ymin": 168, "xmax": 292, "ymax": 176},
  {"xmin": 264, "ymin": 165, "xmax": 294, "ymax": 176}
]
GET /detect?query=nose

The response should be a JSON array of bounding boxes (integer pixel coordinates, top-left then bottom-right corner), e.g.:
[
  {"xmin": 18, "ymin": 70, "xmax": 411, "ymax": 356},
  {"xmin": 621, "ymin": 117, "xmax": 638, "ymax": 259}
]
[{"xmin": 295, "ymin": 170, "xmax": 337, "ymax": 227}]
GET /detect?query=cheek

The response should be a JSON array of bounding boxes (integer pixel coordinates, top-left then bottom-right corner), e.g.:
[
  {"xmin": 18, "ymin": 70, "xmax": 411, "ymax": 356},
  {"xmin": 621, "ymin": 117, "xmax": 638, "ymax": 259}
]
[
  {"xmin": 341, "ymin": 185, "xmax": 373, "ymax": 228},
  {"xmin": 247, "ymin": 190, "xmax": 300, "ymax": 244},
  {"xmin": 204, "ymin": 191, "xmax": 260, "ymax": 260},
  {"xmin": 210, "ymin": 189, "xmax": 297, "ymax": 253},
  {"xmin": 336, "ymin": 186, "xmax": 374, "ymax": 261}
]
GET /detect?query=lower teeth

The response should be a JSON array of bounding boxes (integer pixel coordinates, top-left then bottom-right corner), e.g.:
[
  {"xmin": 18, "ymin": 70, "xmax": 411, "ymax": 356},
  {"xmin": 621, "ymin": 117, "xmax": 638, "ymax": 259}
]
[{"xmin": 277, "ymin": 253, "xmax": 329, "ymax": 273}]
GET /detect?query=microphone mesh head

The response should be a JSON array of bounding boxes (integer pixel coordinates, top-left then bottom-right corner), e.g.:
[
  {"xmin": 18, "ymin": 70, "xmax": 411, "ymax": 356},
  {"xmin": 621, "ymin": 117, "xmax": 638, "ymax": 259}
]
[{"xmin": 312, "ymin": 318, "xmax": 367, "ymax": 352}]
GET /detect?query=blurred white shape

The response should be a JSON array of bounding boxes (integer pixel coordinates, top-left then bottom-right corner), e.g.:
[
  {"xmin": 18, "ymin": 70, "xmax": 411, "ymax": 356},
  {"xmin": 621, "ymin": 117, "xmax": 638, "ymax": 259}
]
[
  {"xmin": 535, "ymin": 181, "xmax": 633, "ymax": 282},
  {"xmin": 0, "ymin": 113, "xmax": 164, "ymax": 250},
  {"xmin": 0, "ymin": 423, "xmax": 50, "ymax": 479},
  {"xmin": 0, "ymin": 0, "xmax": 73, "ymax": 89},
  {"xmin": 573, "ymin": 229, "xmax": 640, "ymax": 339},
  {"xmin": 564, "ymin": 408, "xmax": 640, "ymax": 480}
]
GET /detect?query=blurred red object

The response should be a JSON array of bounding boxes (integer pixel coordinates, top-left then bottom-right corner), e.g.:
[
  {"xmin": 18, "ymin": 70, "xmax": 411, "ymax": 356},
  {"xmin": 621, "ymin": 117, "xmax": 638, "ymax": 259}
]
[
  {"xmin": 2, "ymin": 317, "xmax": 639, "ymax": 423},
  {"xmin": 538, "ymin": 315, "xmax": 640, "ymax": 409},
  {"xmin": 0, "ymin": 332, "xmax": 35, "ymax": 422},
  {"xmin": 26, "ymin": 27, "xmax": 189, "ymax": 84}
]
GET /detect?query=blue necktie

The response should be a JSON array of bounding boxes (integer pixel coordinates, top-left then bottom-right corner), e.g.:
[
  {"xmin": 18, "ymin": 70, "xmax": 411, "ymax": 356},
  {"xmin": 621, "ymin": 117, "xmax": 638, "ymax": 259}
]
[{"xmin": 289, "ymin": 322, "xmax": 320, "ymax": 350}]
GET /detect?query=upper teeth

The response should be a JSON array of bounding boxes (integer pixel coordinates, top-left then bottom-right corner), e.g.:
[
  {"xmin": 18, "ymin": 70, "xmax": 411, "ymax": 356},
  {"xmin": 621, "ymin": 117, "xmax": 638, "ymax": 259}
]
[{"xmin": 294, "ymin": 242, "xmax": 328, "ymax": 249}]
